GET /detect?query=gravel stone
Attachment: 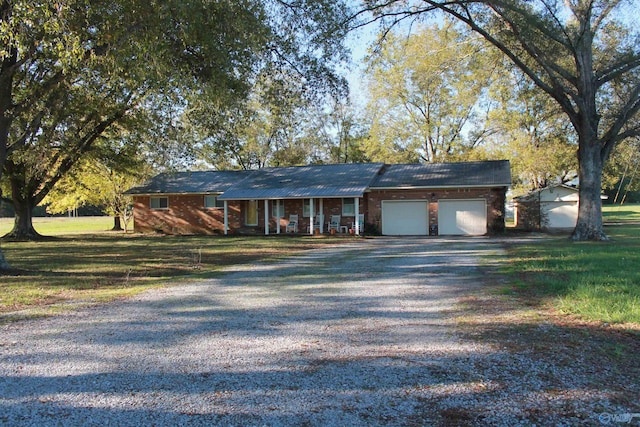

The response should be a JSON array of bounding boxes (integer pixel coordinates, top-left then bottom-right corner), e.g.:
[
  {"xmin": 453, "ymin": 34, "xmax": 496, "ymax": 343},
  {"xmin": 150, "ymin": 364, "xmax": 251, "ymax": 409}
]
[{"xmin": 0, "ymin": 237, "xmax": 633, "ymax": 426}]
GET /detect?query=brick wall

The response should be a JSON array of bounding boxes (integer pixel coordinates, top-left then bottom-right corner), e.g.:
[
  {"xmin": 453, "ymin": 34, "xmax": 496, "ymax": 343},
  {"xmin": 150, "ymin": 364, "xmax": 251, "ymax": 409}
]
[
  {"xmin": 133, "ymin": 196, "xmax": 367, "ymax": 235},
  {"xmin": 133, "ymin": 189, "xmax": 506, "ymax": 235},
  {"xmin": 132, "ymin": 195, "xmax": 242, "ymax": 234}
]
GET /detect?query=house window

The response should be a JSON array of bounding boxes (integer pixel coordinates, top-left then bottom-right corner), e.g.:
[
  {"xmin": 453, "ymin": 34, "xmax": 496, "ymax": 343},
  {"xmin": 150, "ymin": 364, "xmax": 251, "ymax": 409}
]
[
  {"xmin": 303, "ymin": 199, "xmax": 311, "ymax": 217},
  {"xmin": 150, "ymin": 197, "xmax": 168, "ymax": 210},
  {"xmin": 342, "ymin": 198, "xmax": 355, "ymax": 216},
  {"xmin": 272, "ymin": 200, "xmax": 285, "ymax": 218},
  {"xmin": 204, "ymin": 195, "xmax": 224, "ymax": 209},
  {"xmin": 246, "ymin": 200, "xmax": 258, "ymax": 225}
]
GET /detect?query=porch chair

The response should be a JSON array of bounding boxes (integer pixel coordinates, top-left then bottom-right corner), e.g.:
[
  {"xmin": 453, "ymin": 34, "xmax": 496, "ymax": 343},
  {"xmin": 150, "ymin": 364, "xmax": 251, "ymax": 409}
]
[
  {"xmin": 286, "ymin": 214, "xmax": 298, "ymax": 233},
  {"xmin": 308, "ymin": 214, "xmax": 324, "ymax": 233},
  {"xmin": 351, "ymin": 214, "xmax": 365, "ymax": 233},
  {"xmin": 328, "ymin": 215, "xmax": 341, "ymax": 233}
]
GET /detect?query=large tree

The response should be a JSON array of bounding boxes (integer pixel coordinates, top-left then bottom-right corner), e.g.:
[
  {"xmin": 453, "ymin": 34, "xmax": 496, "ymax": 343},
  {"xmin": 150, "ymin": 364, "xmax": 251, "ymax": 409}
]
[
  {"xmin": 364, "ymin": 20, "xmax": 498, "ymax": 163},
  {"xmin": 307, "ymin": 98, "xmax": 369, "ymax": 164},
  {"xmin": 193, "ymin": 69, "xmax": 315, "ymax": 170},
  {"xmin": 357, "ymin": 0, "xmax": 640, "ymax": 240},
  {"xmin": 485, "ymin": 64, "xmax": 578, "ymax": 193},
  {"xmin": 0, "ymin": 0, "xmax": 350, "ymax": 253}
]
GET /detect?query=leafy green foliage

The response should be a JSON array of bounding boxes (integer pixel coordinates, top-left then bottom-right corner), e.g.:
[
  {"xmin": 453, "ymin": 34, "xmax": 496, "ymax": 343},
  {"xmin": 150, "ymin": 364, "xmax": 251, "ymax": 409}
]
[
  {"xmin": 308, "ymin": 99, "xmax": 370, "ymax": 164},
  {"xmin": 603, "ymin": 138, "xmax": 640, "ymax": 203},
  {"xmin": 482, "ymin": 67, "xmax": 577, "ymax": 193},
  {"xmin": 0, "ymin": 0, "xmax": 352, "ymax": 241},
  {"xmin": 193, "ymin": 69, "xmax": 313, "ymax": 169},
  {"xmin": 364, "ymin": 20, "xmax": 499, "ymax": 163},
  {"xmin": 43, "ymin": 141, "xmax": 151, "ymax": 232}
]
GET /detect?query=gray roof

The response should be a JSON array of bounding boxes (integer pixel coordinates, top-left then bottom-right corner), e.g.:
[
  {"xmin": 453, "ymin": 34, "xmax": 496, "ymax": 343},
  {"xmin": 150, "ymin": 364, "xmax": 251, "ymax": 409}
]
[
  {"xmin": 124, "ymin": 170, "xmax": 252, "ymax": 195},
  {"xmin": 124, "ymin": 161, "xmax": 511, "ymax": 199},
  {"xmin": 217, "ymin": 163, "xmax": 385, "ymax": 200},
  {"xmin": 371, "ymin": 160, "xmax": 511, "ymax": 188}
]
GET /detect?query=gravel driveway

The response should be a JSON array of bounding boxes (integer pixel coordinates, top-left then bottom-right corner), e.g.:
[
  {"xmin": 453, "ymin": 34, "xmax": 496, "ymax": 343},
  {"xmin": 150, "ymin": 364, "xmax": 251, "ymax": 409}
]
[{"xmin": 0, "ymin": 237, "xmax": 630, "ymax": 426}]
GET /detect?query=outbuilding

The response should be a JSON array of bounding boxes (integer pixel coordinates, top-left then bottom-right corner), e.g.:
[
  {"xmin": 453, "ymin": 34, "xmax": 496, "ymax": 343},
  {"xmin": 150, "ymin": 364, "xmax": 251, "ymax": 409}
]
[{"xmin": 514, "ymin": 184, "xmax": 579, "ymax": 231}]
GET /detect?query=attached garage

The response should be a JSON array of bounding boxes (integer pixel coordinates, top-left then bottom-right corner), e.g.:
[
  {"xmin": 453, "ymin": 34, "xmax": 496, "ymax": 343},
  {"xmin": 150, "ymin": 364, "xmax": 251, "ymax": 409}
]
[
  {"xmin": 381, "ymin": 200, "xmax": 428, "ymax": 235},
  {"xmin": 438, "ymin": 200, "xmax": 487, "ymax": 235}
]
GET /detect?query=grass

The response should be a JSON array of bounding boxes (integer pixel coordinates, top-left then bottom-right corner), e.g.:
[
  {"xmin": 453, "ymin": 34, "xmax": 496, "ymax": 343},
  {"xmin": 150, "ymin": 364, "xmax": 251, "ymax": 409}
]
[
  {"xmin": 0, "ymin": 215, "xmax": 120, "ymax": 235},
  {"xmin": 602, "ymin": 203, "xmax": 640, "ymax": 222},
  {"xmin": 0, "ymin": 217, "xmax": 349, "ymax": 321},
  {"xmin": 502, "ymin": 224, "xmax": 640, "ymax": 325},
  {"xmin": 3, "ymin": 213, "xmax": 639, "ymax": 326}
]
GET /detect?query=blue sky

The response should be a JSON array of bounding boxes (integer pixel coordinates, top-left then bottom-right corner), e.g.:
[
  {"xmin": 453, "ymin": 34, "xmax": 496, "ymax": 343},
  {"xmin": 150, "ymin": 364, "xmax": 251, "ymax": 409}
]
[{"xmin": 343, "ymin": 23, "xmax": 377, "ymax": 107}]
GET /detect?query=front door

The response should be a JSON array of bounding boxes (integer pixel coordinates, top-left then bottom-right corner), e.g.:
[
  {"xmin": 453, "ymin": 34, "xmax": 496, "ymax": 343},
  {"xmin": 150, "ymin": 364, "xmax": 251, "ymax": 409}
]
[{"xmin": 245, "ymin": 200, "xmax": 258, "ymax": 226}]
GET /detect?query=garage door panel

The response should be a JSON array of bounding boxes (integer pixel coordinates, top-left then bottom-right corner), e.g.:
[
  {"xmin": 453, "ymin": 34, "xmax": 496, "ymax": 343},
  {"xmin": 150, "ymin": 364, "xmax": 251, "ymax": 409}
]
[
  {"xmin": 542, "ymin": 202, "xmax": 577, "ymax": 228},
  {"xmin": 438, "ymin": 200, "xmax": 486, "ymax": 235},
  {"xmin": 382, "ymin": 201, "xmax": 428, "ymax": 235}
]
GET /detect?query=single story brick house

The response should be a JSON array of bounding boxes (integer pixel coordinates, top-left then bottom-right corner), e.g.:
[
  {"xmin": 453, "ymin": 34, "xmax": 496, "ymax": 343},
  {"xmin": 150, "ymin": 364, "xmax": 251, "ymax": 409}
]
[{"xmin": 125, "ymin": 160, "xmax": 511, "ymax": 236}]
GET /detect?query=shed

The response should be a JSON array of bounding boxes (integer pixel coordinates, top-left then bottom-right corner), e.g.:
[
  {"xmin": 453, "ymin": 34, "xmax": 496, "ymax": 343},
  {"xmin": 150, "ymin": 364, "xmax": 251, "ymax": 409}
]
[{"xmin": 514, "ymin": 185, "xmax": 579, "ymax": 230}]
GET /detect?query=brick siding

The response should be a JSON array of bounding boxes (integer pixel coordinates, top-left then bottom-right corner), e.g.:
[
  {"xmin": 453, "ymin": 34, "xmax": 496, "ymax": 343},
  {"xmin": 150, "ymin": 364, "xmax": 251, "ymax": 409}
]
[{"xmin": 133, "ymin": 188, "xmax": 506, "ymax": 235}]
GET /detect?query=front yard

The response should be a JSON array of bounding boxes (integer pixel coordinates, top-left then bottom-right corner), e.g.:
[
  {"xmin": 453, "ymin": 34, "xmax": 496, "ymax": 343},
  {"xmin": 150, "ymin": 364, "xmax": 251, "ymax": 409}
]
[
  {"xmin": 0, "ymin": 214, "xmax": 638, "ymax": 422},
  {"xmin": 0, "ymin": 219, "xmax": 347, "ymax": 321},
  {"xmin": 501, "ymin": 224, "xmax": 640, "ymax": 325},
  {"xmin": 1, "ymin": 212, "xmax": 638, "ymax": 334}
]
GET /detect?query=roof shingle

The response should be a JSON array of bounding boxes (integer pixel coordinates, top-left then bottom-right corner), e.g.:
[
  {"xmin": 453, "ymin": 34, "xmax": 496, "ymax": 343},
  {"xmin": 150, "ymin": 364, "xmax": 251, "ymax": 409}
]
[
  {"xmin": 217, "ymin": 163, "xmax": 385, "ymax": 200},
  {"xmin": 124, "ymin": 170, "xmax": 252, "ymax": 195},
  {"xmin": 370, "ymin": 160, "xmax": 511, "ymax": 188},
  {"xmin": 124, "ymin": 161, "xmax": 511, "ymax": 199}
]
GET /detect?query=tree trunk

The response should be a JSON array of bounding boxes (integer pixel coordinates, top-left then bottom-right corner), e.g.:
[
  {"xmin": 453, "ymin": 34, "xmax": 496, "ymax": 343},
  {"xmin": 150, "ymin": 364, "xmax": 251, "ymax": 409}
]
[
  {"xmin": 122, "ymin": 215, "xmax": 129, "ymax": 233},
  {"xmin": 2, "ymin": 198, "xmax": 42, "ymax": 241},
  {"xmin": 572, "ymin": 141, "xmax": 608, "ymax": 241},
  {"xmin": 111, "ymin": 216, "xmax": 123, "ymax": 231}
]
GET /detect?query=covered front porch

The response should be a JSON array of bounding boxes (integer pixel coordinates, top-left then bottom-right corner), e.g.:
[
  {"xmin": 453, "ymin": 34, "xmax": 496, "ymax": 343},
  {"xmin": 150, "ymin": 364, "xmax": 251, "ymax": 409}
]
[
  {"xmin": 220, "ymin": 197, "xmax": 364, "ymax": 236},
  {"xmin": 215, "ymin": 163, "xmax": 381, "ymax": 237}
]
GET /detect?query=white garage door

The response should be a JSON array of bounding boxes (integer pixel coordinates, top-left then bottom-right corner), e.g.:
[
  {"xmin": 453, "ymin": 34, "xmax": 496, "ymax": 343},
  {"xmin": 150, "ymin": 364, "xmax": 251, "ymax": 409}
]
[
  {"xmin": 382, "ymin": 201, "xmax": 428, "ymax": 235},
  {"xmin": 438, "ymin": 200, "xmax": 487, "ymax": 235},
  {"xmin": 542, "ymin": 201, "xmax": 578, "ymax": 228}
]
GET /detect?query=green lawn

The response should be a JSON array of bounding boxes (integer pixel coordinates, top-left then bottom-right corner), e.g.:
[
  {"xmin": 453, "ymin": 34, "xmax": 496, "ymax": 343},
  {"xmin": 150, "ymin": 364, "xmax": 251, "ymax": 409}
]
[
  {"xmin": 602, "ymin": 203, "xmax": 640, "ymax": 222},
  {"xmin": 0, "ymin": 228, "xmax": 346, "ymax": 321},
  {"xmin": 503, "ymin": 224, "xmax": 640, "ymax": 325},
  {"xmin": 0, "ymin": 216, "xmax": 120, "ymax": 236}
]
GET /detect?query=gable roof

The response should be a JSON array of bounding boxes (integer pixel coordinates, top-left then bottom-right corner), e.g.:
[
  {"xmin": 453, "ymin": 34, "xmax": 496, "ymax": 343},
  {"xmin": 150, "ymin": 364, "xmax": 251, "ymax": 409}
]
[
  {"xmin": 217, "ymin": 163, "xmax": 385, "ymax": 200},
  {"xmin": 514, "ymin": 184, "xmax": 580, "ymax": 202},
  {"xmin": 124, "ymin": 170, "xmax": 252, "ymax": 195},
  {"xmin": 371, "ymin": 160, "xmax": 512, "ymax": 189},
  {"xmin": 125, "ymin": 160, "xmax": 511, "ymax": 199}
]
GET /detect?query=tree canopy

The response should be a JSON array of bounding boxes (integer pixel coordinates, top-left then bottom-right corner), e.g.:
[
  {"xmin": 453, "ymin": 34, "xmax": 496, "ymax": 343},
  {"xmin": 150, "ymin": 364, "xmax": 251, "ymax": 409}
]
[
  {"xmin": 0, "ymin": 0, "xmax": 352, "ymax": 250},
  {"xmin": 363, "ymin": 20, "xmax": 498, "ymax": 163},
  {"xmin": 355, "ymin": 0, "xmax": 640, "ymax": 240}
]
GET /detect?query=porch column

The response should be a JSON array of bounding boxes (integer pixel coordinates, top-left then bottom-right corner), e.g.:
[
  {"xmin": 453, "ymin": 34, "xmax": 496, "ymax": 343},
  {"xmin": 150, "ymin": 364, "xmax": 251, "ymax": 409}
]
[
  {"xmin": 319, "ymin": 198, "xmax": 324, "ymax": 233},
  {"xmin": 276, "ymin": 200, "xmax": 281, "ymax": 234},
  {"xmin": 354, "ymin": 197, "xmax": 360, "ymax": 235},
  {"xmin": 223, "ymin": 201, "xmax": 229, "ymax": 235},
  {"xmin": 264, "ymin": 199, "xmax": 270, "ymax": 235},
  {"xmin": 309, "ymin": 198, "xmax": 315, "ymax": 235}
]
